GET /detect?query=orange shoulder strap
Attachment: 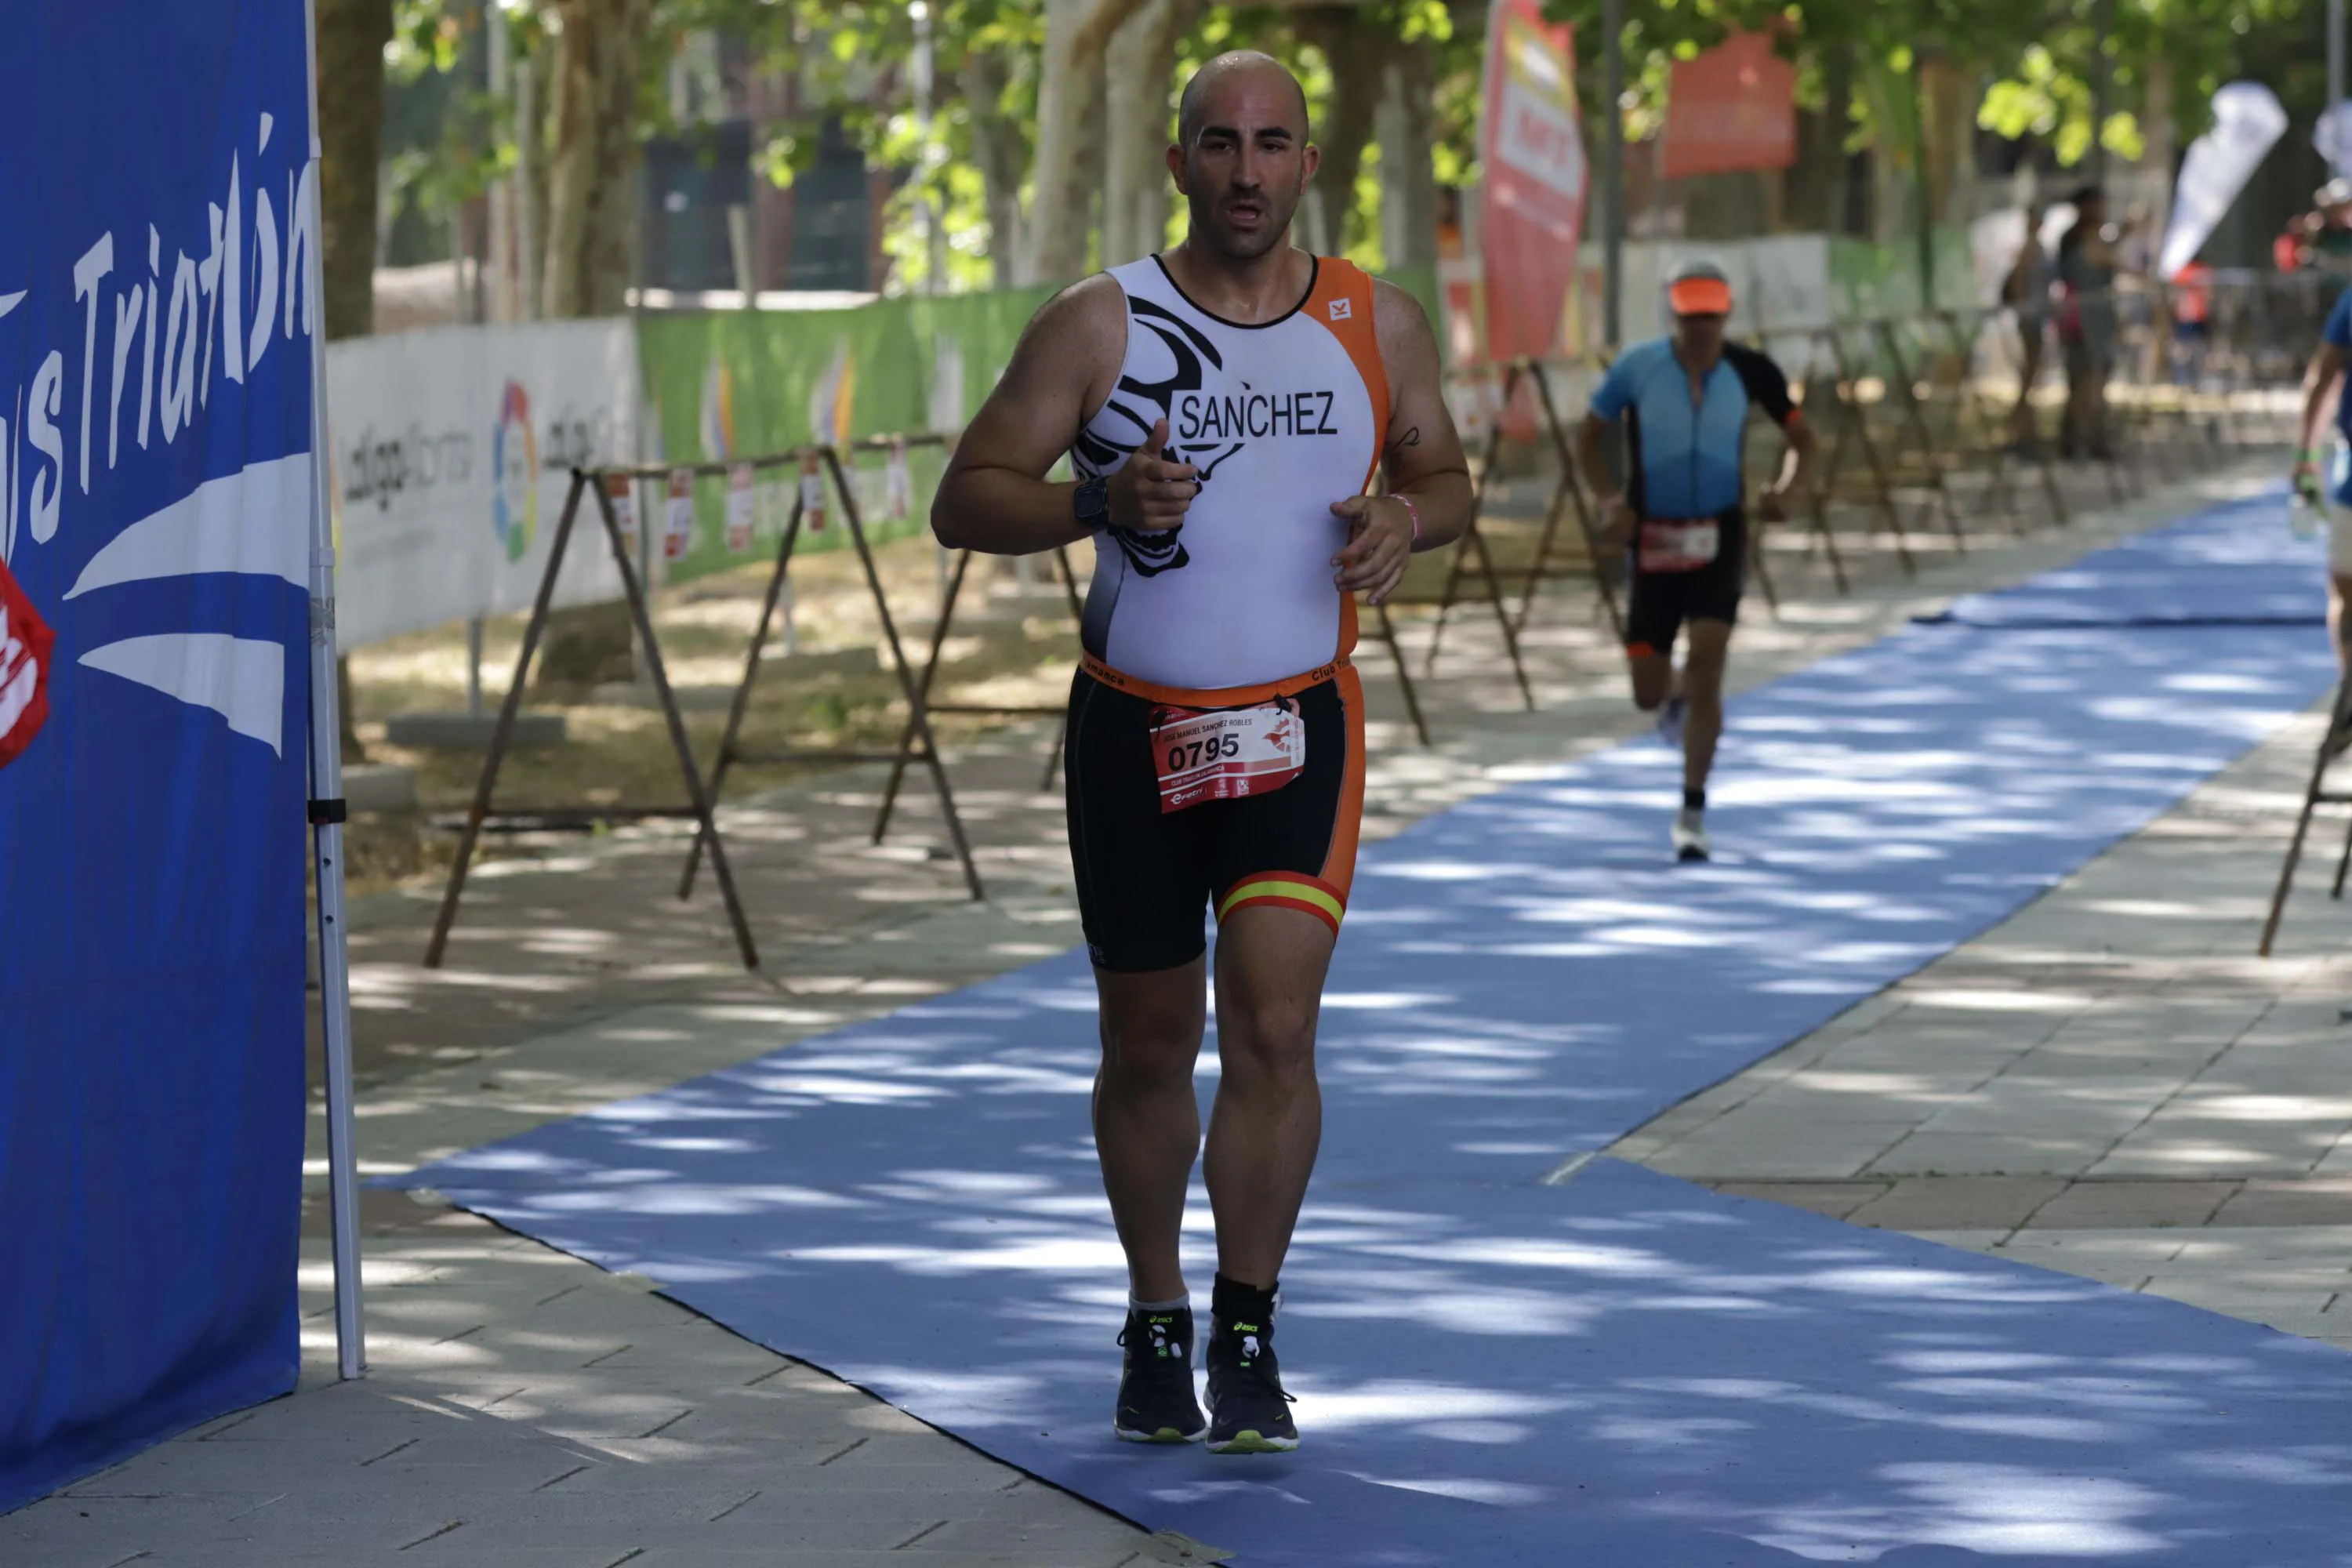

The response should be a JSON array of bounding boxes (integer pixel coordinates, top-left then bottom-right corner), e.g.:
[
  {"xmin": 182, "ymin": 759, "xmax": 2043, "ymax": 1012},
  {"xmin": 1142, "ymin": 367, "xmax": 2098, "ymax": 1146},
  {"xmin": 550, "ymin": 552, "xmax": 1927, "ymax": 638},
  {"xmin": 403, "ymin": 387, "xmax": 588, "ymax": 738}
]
[{"xmin": 1304, "ymin": 259, "xmax": 1392, "ymax": 445}]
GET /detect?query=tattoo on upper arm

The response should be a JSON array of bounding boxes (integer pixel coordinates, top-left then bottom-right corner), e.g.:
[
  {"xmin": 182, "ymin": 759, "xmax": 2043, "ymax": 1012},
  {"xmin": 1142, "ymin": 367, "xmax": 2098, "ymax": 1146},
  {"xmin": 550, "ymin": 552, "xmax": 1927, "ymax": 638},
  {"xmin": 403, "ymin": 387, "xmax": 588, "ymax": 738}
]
[{"xmin": 1384, "ymin": 425, "xmax": 1422, "ymax": 465}]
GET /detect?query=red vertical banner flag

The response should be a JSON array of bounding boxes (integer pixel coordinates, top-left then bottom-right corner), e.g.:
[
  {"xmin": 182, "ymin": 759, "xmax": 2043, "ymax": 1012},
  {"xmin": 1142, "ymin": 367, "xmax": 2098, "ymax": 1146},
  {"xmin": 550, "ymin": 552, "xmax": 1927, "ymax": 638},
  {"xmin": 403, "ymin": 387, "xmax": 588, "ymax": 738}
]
[
  {"xmin": 1436, "ymin": 210, "xmax": 1486, "ymax": 369},
  {"xmin": 1661, "ymin": 31, "xmax": 1797, "ymax": 180},
  {"xmin": 1478, "ymin": 0, "xmax": 1588, "ymax": 364}
]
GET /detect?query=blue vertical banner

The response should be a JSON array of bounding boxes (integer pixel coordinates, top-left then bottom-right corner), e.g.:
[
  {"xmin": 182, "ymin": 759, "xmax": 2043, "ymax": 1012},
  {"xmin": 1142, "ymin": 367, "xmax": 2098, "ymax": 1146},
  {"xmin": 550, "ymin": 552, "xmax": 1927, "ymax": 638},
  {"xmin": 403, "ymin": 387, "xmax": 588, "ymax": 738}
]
[{"xmin": 0, "ymin": 0, "xmax": 318, "ymax": 1511}]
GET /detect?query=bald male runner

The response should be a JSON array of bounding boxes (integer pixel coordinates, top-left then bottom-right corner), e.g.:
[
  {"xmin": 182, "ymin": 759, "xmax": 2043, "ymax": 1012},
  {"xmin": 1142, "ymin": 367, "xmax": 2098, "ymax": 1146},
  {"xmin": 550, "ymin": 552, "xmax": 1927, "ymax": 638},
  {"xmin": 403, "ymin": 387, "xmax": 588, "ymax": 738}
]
[{"xmin": 933, "ymin": 52, "xmax": 1472, "ymax": 1454}]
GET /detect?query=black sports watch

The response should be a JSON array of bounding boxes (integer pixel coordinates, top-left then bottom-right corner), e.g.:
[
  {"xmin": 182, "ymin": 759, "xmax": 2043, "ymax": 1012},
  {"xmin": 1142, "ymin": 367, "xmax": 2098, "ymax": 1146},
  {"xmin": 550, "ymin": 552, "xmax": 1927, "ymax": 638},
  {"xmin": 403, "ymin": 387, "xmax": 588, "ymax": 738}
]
[{"xmin": 1073, "ymin": 474, "xmax": 1110, "ymax": 529}]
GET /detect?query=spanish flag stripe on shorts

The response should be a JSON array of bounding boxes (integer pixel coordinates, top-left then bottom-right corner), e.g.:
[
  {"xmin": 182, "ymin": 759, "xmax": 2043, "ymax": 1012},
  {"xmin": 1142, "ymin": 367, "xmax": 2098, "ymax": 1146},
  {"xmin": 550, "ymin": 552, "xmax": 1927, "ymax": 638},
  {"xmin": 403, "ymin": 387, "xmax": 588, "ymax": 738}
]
[{"xmin": 1218, "ymin": 873, "xmax": 1347, "ymax": 934}]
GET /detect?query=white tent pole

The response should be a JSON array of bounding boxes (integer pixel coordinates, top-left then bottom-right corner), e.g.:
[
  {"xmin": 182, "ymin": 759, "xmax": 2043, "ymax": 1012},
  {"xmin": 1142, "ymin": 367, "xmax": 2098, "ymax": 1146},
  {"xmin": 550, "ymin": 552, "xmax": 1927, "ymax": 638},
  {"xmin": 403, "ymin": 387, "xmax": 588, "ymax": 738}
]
[
  {"xmin": 2330, "ymin": 0, "xmax": 2348, "ymax": 177},
  {"xmin": 1602, "ymin": 0, "xmax": 1624, "ymax": 349},
  {"xmin": 299, "ymin": 0, "xmax": 367, "ymax": 1383}
]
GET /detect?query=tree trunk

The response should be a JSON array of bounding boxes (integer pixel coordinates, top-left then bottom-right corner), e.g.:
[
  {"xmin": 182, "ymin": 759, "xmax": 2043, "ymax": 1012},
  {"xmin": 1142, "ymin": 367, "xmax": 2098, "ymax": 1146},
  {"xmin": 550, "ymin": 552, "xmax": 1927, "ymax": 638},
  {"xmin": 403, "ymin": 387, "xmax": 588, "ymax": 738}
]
[
  {"xmin": 1024, "ymin": 0, "xmax": 1148, "ymax": 285},
  {"xmin": 315, "ymin": 0, "xmax": 394, "ymax": 339},
  {"xmin": 1080, "ymin": 42, "xmax": 1111, "ymax": 267},
  {"xmin": 541, "ymin": 0, "xmax": 654, "ymax": 318},
  {"xmin": 964, "ymin": 50, "xmax": 1029, "ymax": 289},
  {"xmin": 1786, "ymin": 46, "xmax": 1852, "ymax": 234},
  {"xmin": 2137, "ymin": 54, "xmax": 2176, "ymax": 372},
  {"xmin": 1378, "ymin": 43, "xmax": 1441, "ymax": 269},
  {"xmin": 1298, "ymin": 9, "xmax": 1388, "ymax": 257},
  {"xmin": 1918, "ymin": 53, "xmax": 1978, "ymax": 229},
  {"xmin": 314, "ymin": 0, "xmax": 394, "ymax": 761},
  {"xmin": 1869, "ymin": 132, "xmax": 1908, "ymax": 249},
  {"xmin": 1102, "ymin": 0, "xmax": 1193, "ymax": 266},
  {"xmin": 2140, "ymin": 55, "xmax": 2176, "ymax": 256},
  {"xmin": 537, "ymin": 0, "xmax": 655, "ymax": 690},
  {"xmin": 517, "ymin": 31, "xmax": 546, "ymax": 319}
]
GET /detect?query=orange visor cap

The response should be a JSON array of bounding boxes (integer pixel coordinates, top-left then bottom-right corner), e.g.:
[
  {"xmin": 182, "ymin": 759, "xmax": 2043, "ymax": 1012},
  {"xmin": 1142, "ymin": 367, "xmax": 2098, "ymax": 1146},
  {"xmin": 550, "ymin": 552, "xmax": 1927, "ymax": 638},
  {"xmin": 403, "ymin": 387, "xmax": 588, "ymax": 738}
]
[{"xmin": 1667, "ymin": 277, "xmax": 1733, "ymax": 316}]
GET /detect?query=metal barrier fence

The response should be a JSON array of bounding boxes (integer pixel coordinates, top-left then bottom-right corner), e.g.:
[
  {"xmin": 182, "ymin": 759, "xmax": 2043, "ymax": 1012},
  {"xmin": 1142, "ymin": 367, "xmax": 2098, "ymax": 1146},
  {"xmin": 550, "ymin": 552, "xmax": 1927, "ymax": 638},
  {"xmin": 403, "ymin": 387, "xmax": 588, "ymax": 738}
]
[
  {"xmin": 424, "ymin": 439, "xmax": 986, "ymax": 971},
  {"xmin": 413, "ymin": 275, "xmax": 2327, "ymax": 968}
]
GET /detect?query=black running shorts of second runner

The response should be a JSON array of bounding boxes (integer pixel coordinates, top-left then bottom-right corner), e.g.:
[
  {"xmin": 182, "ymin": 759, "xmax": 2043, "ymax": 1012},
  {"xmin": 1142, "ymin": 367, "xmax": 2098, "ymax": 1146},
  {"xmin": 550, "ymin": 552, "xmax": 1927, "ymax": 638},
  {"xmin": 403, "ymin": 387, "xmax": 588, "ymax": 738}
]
[
  {"xmin": 1065, "ymin": 655, "xmax": 1367, "ymax": 974},
  {"xmin": 1624, "ymin": 507, "xmax": 1748, "ymax": 660}
]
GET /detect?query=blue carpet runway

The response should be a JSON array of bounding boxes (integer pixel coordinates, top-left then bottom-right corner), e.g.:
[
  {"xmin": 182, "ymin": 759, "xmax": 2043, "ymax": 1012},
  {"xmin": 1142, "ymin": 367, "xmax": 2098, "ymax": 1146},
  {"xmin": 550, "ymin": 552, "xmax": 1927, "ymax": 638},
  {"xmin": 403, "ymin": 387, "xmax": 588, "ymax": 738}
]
[
  {"xmin": 401, "ymin": 491, "xmax": 2352, "ymax": 1564},
  {"xmin": 1919, "ymin": 492, "xmax": 2328, "ymax": 629}
]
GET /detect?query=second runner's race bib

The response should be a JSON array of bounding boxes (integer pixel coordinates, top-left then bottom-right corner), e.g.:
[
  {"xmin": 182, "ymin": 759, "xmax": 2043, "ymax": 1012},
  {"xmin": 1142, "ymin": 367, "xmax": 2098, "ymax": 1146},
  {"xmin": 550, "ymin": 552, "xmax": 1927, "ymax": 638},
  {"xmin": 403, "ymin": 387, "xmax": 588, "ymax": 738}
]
[
  {"xmin": 1150, "ymin": 699, "xmax": 1305, "ymax": 814},
  {"xmin": 1638, "ymin": 519, "xmax": 1720, "ymax": 573}
]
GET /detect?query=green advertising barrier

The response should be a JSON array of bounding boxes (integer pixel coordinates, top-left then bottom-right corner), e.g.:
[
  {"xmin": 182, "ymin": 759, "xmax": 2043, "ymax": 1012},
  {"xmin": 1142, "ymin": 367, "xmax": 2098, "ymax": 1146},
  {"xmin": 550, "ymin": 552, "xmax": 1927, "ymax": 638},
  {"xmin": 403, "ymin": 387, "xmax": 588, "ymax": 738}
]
[
  {"xmin": 637, "ymin": 285, "xmax": 1057, "ymax": 584},
  {"xmin": 637, "ymin": 263, "xmax": 1444, "ymax": 586},
  {"xmin": 1828, "ymin": 229, "xmax": 1979, "ymax": 374},
  {"xmin": 1828, "ymin": 229, "xmax": 1978, "ymax": 320}
]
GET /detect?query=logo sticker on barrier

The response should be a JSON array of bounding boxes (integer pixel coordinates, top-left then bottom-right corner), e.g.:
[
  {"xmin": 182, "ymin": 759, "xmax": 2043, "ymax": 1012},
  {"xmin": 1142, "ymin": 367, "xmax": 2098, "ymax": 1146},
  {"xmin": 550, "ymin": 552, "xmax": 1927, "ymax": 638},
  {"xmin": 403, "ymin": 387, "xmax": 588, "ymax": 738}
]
[
  {"xmin": 885, "ymin": 437, "xmax": 913, "ymax": 522},
  {"xmin": 759, "ymin": 475, "xmax": 789, "ymax": 539},
  {"xmin": 727, "ymin": 464, "xmax": 756, "ymax": 554},
  {"xmin": 604, "ymin": 472, "xmax": 640, "ymax": 554},
  {"xmin": 0, "ymin": 555, "xmax": 53, "ymax": 772},
  {"xmin": 664, "ymin": 468, "xmax": 695, "ymax": 561},
  {"xmin": 491, "ymin": 379, "xmax": 539, "ymax": 564},
  {"xmin": 800, "ymin": 452, "xmax": 828, "ymax": 534}
]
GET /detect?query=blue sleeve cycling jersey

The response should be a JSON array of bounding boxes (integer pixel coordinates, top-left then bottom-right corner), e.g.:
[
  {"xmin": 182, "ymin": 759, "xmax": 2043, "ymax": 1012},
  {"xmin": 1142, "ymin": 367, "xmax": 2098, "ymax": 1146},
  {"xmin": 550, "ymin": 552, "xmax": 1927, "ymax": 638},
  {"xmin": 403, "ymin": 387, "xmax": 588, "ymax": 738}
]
[
  {"xmin": 1590, "ymin": 353, "xmax": 1641, "ymax": 423},
  {"xmin": 2323, "ymin": 288, "xmax": 2352, "ymax": 501},
  {"xmin": 2327, "ymin": 288, "xmax": 2352, "ymax": 451},
  {"xmin": 2324, "ymin": 286, "xmax": 2352, "ymax": 353},
  {"xmin": 1588, "ymin": 337, "xmax": 1798, "ymax": 521}
]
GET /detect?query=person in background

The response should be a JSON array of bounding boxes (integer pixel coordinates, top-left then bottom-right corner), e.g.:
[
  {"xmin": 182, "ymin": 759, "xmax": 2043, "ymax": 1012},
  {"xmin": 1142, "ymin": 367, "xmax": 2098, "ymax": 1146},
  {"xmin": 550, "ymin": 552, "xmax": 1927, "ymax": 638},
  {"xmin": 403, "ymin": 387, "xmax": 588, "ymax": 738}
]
[
  {"xmin": 2055, "ymin": 185, "xmax": 2125, "ymax": 462},
  {"xmin": 2277, "ymin": 217, "xmax": 2310, "ymax": 276},
  {"xmin": 2313, "ymin": 180, "xmax": 2352, "ymax": 274},
  {"xmin": 2290, "ymin": 276, "xmax": 2352, "ymax": 673},
  {"xmin": 2003, "ymin": 202, "xmax": 2053, "ymax": 452},
  {"xmin": 2170, "ymin": 260, "xmax": 2213, "ymax": 387}
]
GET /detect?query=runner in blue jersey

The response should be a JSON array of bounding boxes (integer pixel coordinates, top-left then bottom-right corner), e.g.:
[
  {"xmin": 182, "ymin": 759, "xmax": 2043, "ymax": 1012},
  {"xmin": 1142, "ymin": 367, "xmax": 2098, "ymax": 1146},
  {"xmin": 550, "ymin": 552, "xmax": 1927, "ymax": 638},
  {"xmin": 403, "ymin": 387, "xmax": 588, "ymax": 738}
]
[
  {"xmin": 1576, "ymin": 257, "xmax": 1816, "ymax": 862},
  {"xmin": 2290, "ymin": 280, "xmax": 2352, "ymax": 673}
]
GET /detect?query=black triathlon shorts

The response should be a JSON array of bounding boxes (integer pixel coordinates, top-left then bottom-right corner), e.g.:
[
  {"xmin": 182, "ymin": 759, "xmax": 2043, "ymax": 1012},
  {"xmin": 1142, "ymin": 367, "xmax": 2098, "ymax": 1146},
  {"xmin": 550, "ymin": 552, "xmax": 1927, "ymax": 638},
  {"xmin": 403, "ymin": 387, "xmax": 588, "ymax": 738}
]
[
  {"xmin": 1624, "ymin": 507, "xmax": 1748, "ymax": 659},
  {"xmin": 1064, "ymin": 657, "xmax": 1366, "ymax": 974}
]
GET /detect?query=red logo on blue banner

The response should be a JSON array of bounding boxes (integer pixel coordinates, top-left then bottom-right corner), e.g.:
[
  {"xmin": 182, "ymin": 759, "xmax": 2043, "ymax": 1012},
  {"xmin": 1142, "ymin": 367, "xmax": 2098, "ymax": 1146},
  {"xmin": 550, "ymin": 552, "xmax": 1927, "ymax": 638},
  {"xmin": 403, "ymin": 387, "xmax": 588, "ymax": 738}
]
[{"xmin": 0, "ymin": 555, "xmax": 51, "ymax": 770}]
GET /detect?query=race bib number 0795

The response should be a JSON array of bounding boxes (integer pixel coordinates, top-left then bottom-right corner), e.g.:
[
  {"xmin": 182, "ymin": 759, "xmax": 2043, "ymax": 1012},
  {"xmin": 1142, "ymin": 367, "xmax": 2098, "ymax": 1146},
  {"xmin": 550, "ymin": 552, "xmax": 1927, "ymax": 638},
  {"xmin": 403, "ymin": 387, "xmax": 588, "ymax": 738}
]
[{"xmin": 1151, "ymin": 699, "xmax": 1305, "ymax": 814}]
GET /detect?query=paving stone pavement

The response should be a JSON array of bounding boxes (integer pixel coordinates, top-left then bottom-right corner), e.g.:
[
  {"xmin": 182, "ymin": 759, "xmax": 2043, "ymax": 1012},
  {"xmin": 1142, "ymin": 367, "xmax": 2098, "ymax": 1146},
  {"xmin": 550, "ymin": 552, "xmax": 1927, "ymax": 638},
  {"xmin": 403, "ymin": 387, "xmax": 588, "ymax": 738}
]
[
  {"xmin": 10, "ymin": 459, "xmax": 2341, "ymax": 1566},
  {"xmin": 1616, "ymin": 636, "xmax": 2352, "ymax": 1352}
]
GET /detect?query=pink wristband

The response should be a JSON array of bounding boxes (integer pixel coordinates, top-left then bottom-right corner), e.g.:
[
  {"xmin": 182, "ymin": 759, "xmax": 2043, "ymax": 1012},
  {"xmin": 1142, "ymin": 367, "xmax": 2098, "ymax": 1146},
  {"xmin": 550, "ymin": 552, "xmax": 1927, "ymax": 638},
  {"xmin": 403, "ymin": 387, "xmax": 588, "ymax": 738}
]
[{"xmin": 1392, "ymin": 493, "xmax": 1421, "ymax": 546}]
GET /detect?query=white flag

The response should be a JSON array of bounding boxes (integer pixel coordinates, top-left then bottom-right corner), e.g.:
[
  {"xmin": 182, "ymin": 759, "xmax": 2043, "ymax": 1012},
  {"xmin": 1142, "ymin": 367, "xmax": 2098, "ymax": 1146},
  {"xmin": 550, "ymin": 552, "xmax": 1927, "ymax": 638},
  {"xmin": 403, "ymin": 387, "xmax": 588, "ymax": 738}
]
[
  {"xmin": 2318, "ymin": 99, "xmax": 2352, "ymax": 176},
  {"xmin": 2161, "ymin": 83, "xmax": 2288, "ymax": 281}
]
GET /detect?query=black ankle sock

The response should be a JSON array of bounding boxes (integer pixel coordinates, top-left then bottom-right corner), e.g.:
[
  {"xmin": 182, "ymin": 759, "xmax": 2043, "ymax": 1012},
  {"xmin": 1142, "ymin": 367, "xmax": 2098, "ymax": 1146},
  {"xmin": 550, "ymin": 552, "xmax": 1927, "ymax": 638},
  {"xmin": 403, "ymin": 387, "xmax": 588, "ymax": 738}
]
[
  {"xmin": 1212, "ymin": 1272, "xmax": 1277, "ymax": 1329},
  {"xmin": 1682, "ymin": 788, "xmax": 1706, "ymax": 812}
]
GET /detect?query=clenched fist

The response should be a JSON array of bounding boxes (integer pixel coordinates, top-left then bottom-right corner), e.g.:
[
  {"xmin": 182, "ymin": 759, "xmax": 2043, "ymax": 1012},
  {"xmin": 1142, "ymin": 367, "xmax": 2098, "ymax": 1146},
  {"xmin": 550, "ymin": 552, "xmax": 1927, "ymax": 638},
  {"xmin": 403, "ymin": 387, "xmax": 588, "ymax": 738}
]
[{"xmin": 1110, "ymin": 418, "xmax": 1201, "ymax": 533}]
